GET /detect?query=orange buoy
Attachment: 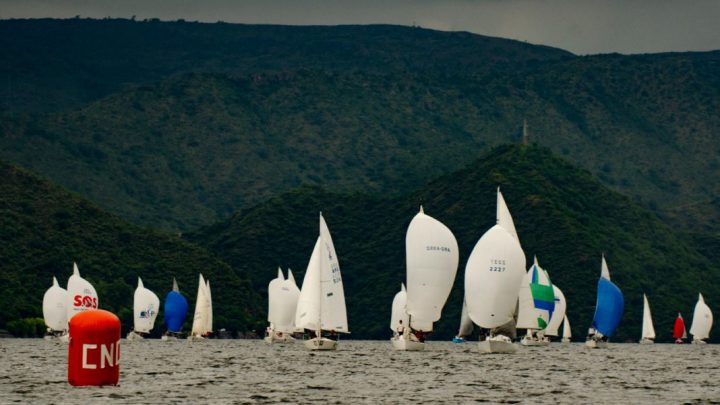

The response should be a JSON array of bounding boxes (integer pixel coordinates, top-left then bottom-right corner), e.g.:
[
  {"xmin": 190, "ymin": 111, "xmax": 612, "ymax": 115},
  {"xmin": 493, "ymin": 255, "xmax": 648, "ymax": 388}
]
[{"xmin": 68, "ymin": 309, "xmax": 121, "ymax": 386}]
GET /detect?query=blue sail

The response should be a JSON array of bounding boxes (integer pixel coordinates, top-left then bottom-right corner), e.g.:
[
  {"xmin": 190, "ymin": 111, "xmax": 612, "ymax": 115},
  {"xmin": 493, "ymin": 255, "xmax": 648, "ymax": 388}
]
[
  {"xmin": 591, "ymin": 278, "xmax": 624, "ymax": 337},
  {"xmin": 164, "ymin": 290, "xmax": 188, "ymax": 333}
]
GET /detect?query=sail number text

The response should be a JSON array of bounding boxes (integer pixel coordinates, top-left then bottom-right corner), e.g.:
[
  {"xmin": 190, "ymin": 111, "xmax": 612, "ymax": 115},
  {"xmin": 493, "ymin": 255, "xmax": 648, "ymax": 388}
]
[
  {"xmin": 426, "ymin": 245, "xmax": 451, "ymax": 253},
  {"xmin": 488, "ymin": 259, "xmax": 507, "ymax": 272}
]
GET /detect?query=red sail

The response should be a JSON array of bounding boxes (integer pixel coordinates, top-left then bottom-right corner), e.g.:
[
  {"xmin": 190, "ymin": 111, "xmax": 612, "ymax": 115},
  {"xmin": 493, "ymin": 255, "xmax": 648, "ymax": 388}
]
[{"xmin": 673, "ymin": 315, "xmax": 686, "ymax": 339}]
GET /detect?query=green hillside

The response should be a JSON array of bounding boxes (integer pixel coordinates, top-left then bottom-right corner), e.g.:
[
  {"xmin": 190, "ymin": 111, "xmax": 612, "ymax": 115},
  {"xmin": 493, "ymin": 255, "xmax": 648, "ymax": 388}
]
[
  {"xmin": 0, "ymin": 161, "xmax": 262, "ymax": 334},
  {"xmin": 189, "ymin": 145, "xmax": 720, "ymax": 342}
]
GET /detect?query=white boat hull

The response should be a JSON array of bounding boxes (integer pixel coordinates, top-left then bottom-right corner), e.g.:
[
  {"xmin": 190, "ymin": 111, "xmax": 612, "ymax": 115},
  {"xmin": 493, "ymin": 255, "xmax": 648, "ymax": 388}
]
[
  {"xmin": 265, "ymin": 333, "xmax": 295, "ymax": 344},
  {"xmin": 520, "ymin": 336, "xmax": 550, "ymax": 346},
  {"xmin": 304, "ymin": 337, "xmax": 338, "ymax": 350},
  {"xmin": 639, "ymin": 338, "xmax": 654, "ymax": 345},
  {"xmin": 390, "ymin": 335, "xmax": 425, "ymax": 351},
  {"xmin": 187, "ymin": 334, "xmax": 206, "ymax": 341},
  {"xmin": 126, "ymin": 331, "xmax": 145, "ymax": 340},
  {"xmin": 478, "ymin": 336, "xmax": 516, "ymax": 354},
  {"xmin": 692, "ymin": 339, "xmax": 707, "ymax": 345},
  {"xmin": 585, "ymin": 339, "xmax": 608, "ymax": 349},
  {"xmin": 161, "ymin": 335, "xmax": 177, "ymax": 341},
  {"xmin": 561, "ymin": 338, "xmax": 571, "ymax": 343}
]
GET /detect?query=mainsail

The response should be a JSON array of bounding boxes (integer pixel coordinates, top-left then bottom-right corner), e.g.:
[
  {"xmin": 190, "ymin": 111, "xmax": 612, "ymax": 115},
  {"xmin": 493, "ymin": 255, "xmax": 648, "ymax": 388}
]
[
  {"xmin": 267, "ymin": 268, "xmax": 285, "ymax": 327},
  {"xmin": 405, "ymin": 207, "xmax": 459, "ymax": 331},
  {"xmin": 133, "ymin": 277, "xmax": 160, "ymax": 334},
  {"xmin": 43, "ymin": 277, "xmax": 68, "ymax": 332},
  {"xmin": 641, "ymin": 294, "xmax": 656, "ymax": 340},
  {"xmin": 562, "ymin": 316, "xmax": 572, "ymax": 340},
  {"xmin": 457, "ymin": 299, "xmax": 474, "ymax": 338},
  {"xmin": 191, "ymin": 274, "xmax": 212, "ymax": 336}
]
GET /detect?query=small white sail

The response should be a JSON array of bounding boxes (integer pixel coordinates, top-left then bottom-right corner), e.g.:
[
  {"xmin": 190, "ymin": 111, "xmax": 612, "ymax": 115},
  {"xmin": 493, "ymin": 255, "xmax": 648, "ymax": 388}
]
[
  {"xmin": 191, "ymin": 274, "xmax": 211, "ymax": 336},
  {"xmin": 405, "ymin": 207, "xmax": 459, "ymax": 331},
  {"xmin": 465, "ymin": 225, "xmax": 526, "ymax": 328},
  {"xmin": 562, "ymin": 316, "xmax": 572, "ymax": 339},
  {"xmin": 66, "ymin": 262, "xmax": 98, "ymax": 322},
  {"xmin": 205, "ymin": 279, "xmax": 213, "ymax": 334},
  {"xmin": 545, "ymin": 285, "xmax": 567, "ymax": 337},
  {"xmin": 275, "ymin": 269, "xmax": 301, "ymax": 333},
  {"xmin": 641, "ymin": 294, "xmax": 656, "ymax": 340},
  {"xmin": 133, "ymin": 277, "xmax": 160, "ymax": 334},
  {"xmin": 496, "ymin": 188, "xmax": 519, "ymax": 242},
  {"xmin": 390, "ymin": 284, "xmax": 409, "ymax": 332},
  {"xmin": 295, "ymin": 238, "xmax": 322, "ymax": 331},
  {"xmin": 457, "ymin": 299, "xmax": 474, "ymax": 337},
  {"xmin": 601, "ymin": 254, "xmax": 610, "ymax": 280},
  {"xmin": 43, "ymin": 277, "xmax": 68, "ymax": 332},
  {"xmin": 689, "ymin": 293, "xmax": 713, "ymax": 341},
  {"xmin": 267, "ymin": 268, "xmax": 285, "ymax": 325},
  {"xmin": 319, "ymin": 213, "xmax": 348, "ymax": 333}
]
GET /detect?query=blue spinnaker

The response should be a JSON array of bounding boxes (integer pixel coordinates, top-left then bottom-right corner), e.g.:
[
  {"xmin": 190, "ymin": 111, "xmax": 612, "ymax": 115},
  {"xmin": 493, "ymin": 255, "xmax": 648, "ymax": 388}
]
[
  {"xmin": 591, "ymin": 278, "xmax": 624, "ymax": 337},
  {"xmin": 164, "ymin": 290, "xmax": 188, "ymax": 333}
]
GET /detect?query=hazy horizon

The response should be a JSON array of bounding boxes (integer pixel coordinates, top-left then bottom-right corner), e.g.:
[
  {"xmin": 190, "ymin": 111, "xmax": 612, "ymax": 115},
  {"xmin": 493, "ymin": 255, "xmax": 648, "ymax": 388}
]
[{"xmin": 1, "ymin": 0, "xmax": 719, "ymax": 55}]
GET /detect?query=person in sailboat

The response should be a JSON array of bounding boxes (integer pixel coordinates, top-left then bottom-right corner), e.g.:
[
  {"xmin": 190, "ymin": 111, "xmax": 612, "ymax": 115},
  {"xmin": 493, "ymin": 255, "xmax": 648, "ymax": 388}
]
[{"xmin": 397, "ymin": 320, "xmax": 405, "ymax": 336}]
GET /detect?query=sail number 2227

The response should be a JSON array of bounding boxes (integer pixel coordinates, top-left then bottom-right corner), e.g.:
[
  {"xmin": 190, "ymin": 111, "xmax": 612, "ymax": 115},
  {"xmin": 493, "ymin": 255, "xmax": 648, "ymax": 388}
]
[{"xmin": 488, "ymin": 259, "xmax": 507, "ymax": 272}]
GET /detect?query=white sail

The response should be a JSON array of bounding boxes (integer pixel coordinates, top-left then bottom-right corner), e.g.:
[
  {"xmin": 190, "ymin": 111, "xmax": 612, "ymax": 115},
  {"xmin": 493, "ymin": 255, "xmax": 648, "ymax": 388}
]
[
  {"xmin": 464, "ymin": 224, "xmax": 527, "ymax": 328},
  {"xmin": 562, "ymin": 316, "xmax": 572, "ymax": 339},
  {"xmin": 390, "ymin": 284, "xmax": 409, "ymax": 331},
  {"xmin": 276, "ymin": 269, "xmax": 301, "ymax": 333},
  {"xmin": 295, "ymin": 238, "xmax": 322, "ymax": 331},
  {"xmin": 496, "ymin": 188, "xmax": 519, "ymax": 242},
  {"xmin": 133, "ymin": 277, "xmax": 160, "ymax": 334},
  {"xmin": 43, "ymin": 277, "xmax": 68, "ymax": 331},
  {"xmin": 457, "ymin": 299, "xmax": 474, "ymax": 337},
  {"xmin": 205, "ymin": 279, "xmax": 213, "ymax": 333},
  {"xmin": 545, "ymin": 285, "xmax": 567, "ymax": 336},
  {"xmin": 267, "ymin": 267, "xmax": 285, "ymax": 325},
  {"xmin": 405, "ymin": 207, "xmax": 459, "ymax": 331},
  {"xmin": 191, "ymin": 274, "xmax": 211, "ymax": 336},
  {"xmin": 601, "ymin": 254, "xmax": 610, "ymax": 280},
  {"xmin": 66, "ymin": 262, "xmax": 98, "ymax": 322},
  {"xmin": 689, "ymin": 293, "xmax": 713, "ymax": 340},
  {"xmin": 641, "ymin": 294, "xmax": 656, "ymax": 340},
  {"xmin": 319, "ymin": 213, "xmax": 348, "ymax": 333}
]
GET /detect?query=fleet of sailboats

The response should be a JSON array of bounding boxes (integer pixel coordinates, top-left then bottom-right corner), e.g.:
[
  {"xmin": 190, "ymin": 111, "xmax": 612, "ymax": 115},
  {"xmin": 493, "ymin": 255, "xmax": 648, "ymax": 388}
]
[
  {"xmin": 127, "ymin": 278, "xmax": 160, "ymax": 340},
  {"xmin": 295, "ymin": 213, "xmax": 349, "ymax": 350},
  {"xmin": 391, "ymin": 206, "xmax": 458, "ymax": 351}
]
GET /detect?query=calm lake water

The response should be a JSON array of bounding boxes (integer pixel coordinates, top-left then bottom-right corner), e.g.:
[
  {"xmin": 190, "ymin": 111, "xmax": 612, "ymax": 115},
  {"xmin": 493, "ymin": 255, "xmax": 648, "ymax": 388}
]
[{"xmin": 1, "ymin": 339, "xmax": 719, "ymax": 404}]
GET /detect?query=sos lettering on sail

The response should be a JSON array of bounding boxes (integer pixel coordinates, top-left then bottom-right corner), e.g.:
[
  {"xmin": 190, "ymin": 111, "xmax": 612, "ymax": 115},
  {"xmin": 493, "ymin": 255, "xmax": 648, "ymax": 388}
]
[{"xmin": 73, "ymin": 288, "xmax": 98, "ymax": 311}]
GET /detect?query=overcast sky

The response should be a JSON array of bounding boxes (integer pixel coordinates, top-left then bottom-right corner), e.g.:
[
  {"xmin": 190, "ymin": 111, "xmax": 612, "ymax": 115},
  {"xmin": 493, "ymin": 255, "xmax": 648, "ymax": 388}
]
[{"xmin": 1, "ymin": 0, "xmax": 719, "ymax": 55}]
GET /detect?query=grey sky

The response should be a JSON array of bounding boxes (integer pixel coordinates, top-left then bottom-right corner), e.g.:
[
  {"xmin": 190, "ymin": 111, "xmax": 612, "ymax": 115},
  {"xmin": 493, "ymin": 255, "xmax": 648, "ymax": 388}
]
[{"xmin": 1, "ymin": 0, "xmax": 719, "ymax": 55}]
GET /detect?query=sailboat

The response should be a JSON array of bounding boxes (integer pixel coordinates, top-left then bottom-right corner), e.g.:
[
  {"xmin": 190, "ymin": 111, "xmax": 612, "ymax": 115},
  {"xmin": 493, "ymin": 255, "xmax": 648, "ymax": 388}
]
[
  {"xmin": 390, "ymin": 284, "xmax": 413, "ymax": 346},
  {"xmin": 391, "ymin": 206, "xmax": 459, "ymax": 351},
  {"xmin": 295, "ymin": 213, "xmax": 349, "ymax": 350},
  {"xmin": 127, "ymin": 278, "xmax": 160, "ymax": 340},
  {"xmin": 639, "ymin": 294, "xmax": 656, "ymax": 344},
  {"xmin": 42, "ymin": 277, "xmax": 68, "ymax": 340},
  {"xmin": 453, "ymin": 300, "xmax": 473, "ymax": 343},
  {"xmin": 561, "ymin": 316, "xmax": 572, "ymax": 343},
  {"xmin": 465, "ymin": 189, "xmax": 526, "ymax": 353},
  {"xmin": 66, "ymin": 262, "xmax": 98, "ymax": 323},
  {"xmin": 266, "ymin": 268, "xmax": 301, "ymax": 344},
  {"xmin": 545, "ymin": 285, "xmax": 567, "ymax": 341},
  {"xmin": 689, "ymin": 293, "xmax": 713, "ymax": 344},
  {"xmin": 162, "ymin": 278, "xmax": 188, "ymax": 340},
  {"xmin": 585, "ymin": 255, "xmax": 624, "ymax": 348},
  {"xmin": 673, "ymin": 313, "xmax": 687, "ymax": 343},
  {"xmin": 517, "ymin": 257, "xmax": 555, "ymax": 346},
  {"xmin": 188, "ymin": 274, "xmax": 213, "ymax": 340}
]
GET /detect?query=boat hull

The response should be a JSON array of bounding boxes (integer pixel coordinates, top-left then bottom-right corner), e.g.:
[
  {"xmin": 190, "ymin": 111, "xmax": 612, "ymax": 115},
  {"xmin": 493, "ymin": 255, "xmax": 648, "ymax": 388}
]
[
  {"xmin": 452, "ymin": 337, "xmax": 465, "ymax": 343},
  {"xmin": 187, "ymin": 335, "xmax": 206, "ymax": 341},
  {"xmin": 478, "ymin": 337, "xmax": 516, "ymax": 354},
  {"xmin": 639, "ymin": 338, "xmax": 654, "ymax": 345},
  {"xmin": 161, "ymin": 335, "xmax": 177, "ymax": 341},
  {"xmin": 692, "ymin": 339, "xmax": 707, "ymax": 345},
  {"xmin": 304, "ymin": 337, "xmax": 338, "ymax": 350},
  {"xmin": 561, "ymin": 338, "xmax": 571, "ymax": 343},
  {"xmin": 585, "ymin": 339, "xmax": 608, "ymax": 349},
  {"xmin": 391, "ymin": 335, "xmax": 425, "ymax": 351},
  {"xmin": 126, "ymin": 331, "xmax": 145, "ymax": 340},
  {"xmin": 520, "ymin": 336, "xmax": 550, "ymax": 347},
  {"xmin": 265, "ymin": 333, "xmax": 295, "ymax": 344}
]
